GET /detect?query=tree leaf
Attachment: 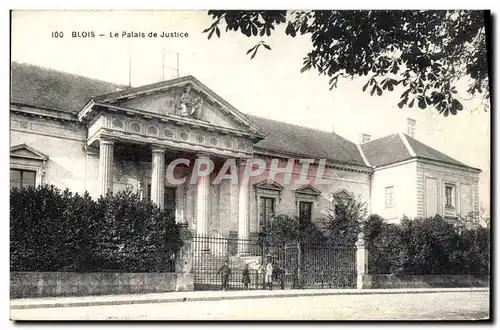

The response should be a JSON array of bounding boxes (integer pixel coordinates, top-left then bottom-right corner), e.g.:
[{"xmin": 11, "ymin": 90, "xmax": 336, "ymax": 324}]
[
  {"xmin": 397, "ymin": 98, "xmax": 408, "ymax": 109},
  {"xmin": 418, "ymin": 97, "xmax": 426, "ymax": 109},
  {"xmin": 246, "ymin": 45, "xmax": 257, "ymax": 55},
  {"xmin": 285, "ymin": 21, "xmax": 296, "ymax": 37},
  {"xmin": 409, "ymin": 98, "xmax": 415, "ymax": 108},
  {"xmin": 250, "ymin": 45, "xmax": 260, "ymax": 59}
]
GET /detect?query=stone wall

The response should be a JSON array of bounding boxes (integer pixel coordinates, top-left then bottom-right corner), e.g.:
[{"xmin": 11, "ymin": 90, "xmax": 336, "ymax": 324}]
[
  {"xmin": 10, "ymin": 272, "xmax": 194, "ymax": 299},
  {"xmin": 370, "ymin": 274, "xmax": 489, "ymax": 289},
  {"xmin": 417, "ymin": 160, "xmax": 480, "ymax": 219}
]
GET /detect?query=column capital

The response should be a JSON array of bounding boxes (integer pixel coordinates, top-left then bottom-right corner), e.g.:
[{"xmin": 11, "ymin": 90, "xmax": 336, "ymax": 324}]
[
  {"xmin": 196, "ymin": 153, "xmax": 211, "ymax": 160},
  {"xmin": 98, "ymin": 137, "xmax": 114, "ymax": 145},
  {"xmin": 151, "ymin": 145, "xmax": 166, "ymax": 154},
  {"xmin": 237, "ymin": 158, "xmax": 248, "ymax": 167}
]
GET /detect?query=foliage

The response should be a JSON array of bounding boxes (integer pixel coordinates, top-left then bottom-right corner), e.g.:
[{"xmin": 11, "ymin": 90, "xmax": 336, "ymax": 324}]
[
  {"xmin": 368, "ymin": 215, "xmax": 490, "ymax": 275},
  {"xmin": 93, "ymin": 190, "xmax": 182, "ymax": 272},
  {"xmin": 10, "ymin": 185, "xmax": 182, "ymax": 273},
  {"xmin": 204, "ymin": 10, "xmax": 490, "ymax": 116},
  {"xmin": 10, "ymin": 185, "xmax": 97, "ymax": 272},
  {"xmin": 322, "ymin": 195, "xmax": 368, "ymax": 246},
  {"xmin": 259, "ymin": 214, "xmax": 326, "ymax": 247}
]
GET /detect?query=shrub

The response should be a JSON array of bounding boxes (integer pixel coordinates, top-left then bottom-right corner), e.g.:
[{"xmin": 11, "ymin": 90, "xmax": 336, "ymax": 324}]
[
  {"xmin": 259, "ymin": 214, "xmax": 326, "ymax": 247},
  {"xmin": 368, "ymin": 215, "xmax": 490, "ymax": 276},
  {"xmin": 10, "ymin": 185, "xmax": 97, "ymax": 272},
  {"xmin": 93, "ymin": 190, "xmax": 182, "ymax": 272},
  {"xmin": 10, "ymin": 185, "xmax": 182, "ymax": 273},
  {"xmin": 321, "ymin": 196, "xmax": 368, "ymax": 246}
]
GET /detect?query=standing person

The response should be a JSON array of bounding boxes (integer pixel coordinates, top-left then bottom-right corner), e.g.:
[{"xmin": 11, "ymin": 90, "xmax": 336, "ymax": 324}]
[
  {"xmin": 264, "ymin": 256, "xmax": 274, "ymax": 290},
  {"xmin": 242, "ymin": 264, "xmax": 251, "ymax": 290},
  {"xmin": 217, "ymin": 260, "xmax": 231, "ymax": 291}
]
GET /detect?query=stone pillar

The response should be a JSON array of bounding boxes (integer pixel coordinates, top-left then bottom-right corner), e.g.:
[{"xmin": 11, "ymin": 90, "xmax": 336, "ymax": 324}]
[
  {"xmin": 175, "ymin": 227, "xmax": 194, "ymax": 292},
  {"xmin": 356, "ymin": 232, "xmax": 372, "ymax": 289},
  {"xmin": 175, "ymin": 227, "xmax": 193, "ymax": 273},
  {"xmin": 238, "ymin": 159, "xmax": 250, "ymax": 255},
  {"xmin": 151, "ymin": 146, "xmax": 166, "ymax": 209},
  {"xmin": 196, "ymin": 154, "xmax": 210, "ymax": 235},
  {"xmin": 176, "ymin": 184, "xmax": 186, "ymax": 224},
  {"xmin": 98, "ymin": 138, "xmax": 114, "ymax": 196}
]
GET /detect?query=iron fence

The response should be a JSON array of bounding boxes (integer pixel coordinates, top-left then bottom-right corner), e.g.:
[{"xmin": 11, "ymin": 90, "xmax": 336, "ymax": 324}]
[
  {"xmin": 191, "ymin": 234, "xmax": 264, "ymax": 290},
  {"xmin": 190, "ymin": 234, "xmax": 357, "ymax": 290},
  {"xmin": 300, "ymin": 244, "xmax": 356, "ymax": 288}
]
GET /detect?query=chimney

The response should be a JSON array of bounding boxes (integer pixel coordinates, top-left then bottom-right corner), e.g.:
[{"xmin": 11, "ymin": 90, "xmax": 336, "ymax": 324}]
[
  {"xmin": 360, "ymin": 133, "xmax": 371, "ymax": 144},
  {"xmin": 407, "ymin": 118, "xmax": 416, "ymax": 138}
]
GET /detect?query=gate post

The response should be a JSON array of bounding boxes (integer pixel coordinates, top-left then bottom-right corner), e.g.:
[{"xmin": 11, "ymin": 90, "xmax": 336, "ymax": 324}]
[
  {"xmin": 355, "ymin": 232, "xmax": 372, "ymax": 289},
  {"xmin": 175, "ymin": 227, "xmax": 194, "ymax": 291},
  {"xmin": 297, "ymin": 242, "xmax": 302, "ymax": 289}
]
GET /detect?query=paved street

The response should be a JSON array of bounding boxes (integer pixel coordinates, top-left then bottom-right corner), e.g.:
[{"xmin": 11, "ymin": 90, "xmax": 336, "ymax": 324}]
[{"xmin": 11, "ymin": 290, "xmax": 489, "ymax": 321}]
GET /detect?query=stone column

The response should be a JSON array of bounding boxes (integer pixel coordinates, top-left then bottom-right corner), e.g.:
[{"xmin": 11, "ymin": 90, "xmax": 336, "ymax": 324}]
[
  {"xmin": 98, "ymin": 138, "xmax": 114, "ymax": 196},
  {"xmin": 356, "ymin": 232, "xmax": 372, "ymax": 289},
  {"xmin": 196, "ymin": 154, "xmax": 210, "ymax": 235},
  {"xmin": 151, "ymin": 146, "xmax": 166, "ymax": 209},
  {"xmin": 238, "ymin": 159, "xmax": 250, "ymax": 255},
  {"xmin": 176, "ymin": 184, "xmax": 186, "ymax": 224}
]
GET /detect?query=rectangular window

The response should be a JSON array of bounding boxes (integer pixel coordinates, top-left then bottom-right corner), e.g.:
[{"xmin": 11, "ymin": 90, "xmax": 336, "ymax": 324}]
[
  {"xmin": 299, "ymin": 201, "xmax": 313, "ymax": 222},
  {"xmin": 259, "ymin": 197, "xmax": 275, "ymax": 228},
  {"xmin": 385, "ymin": 186, "xmax": 394, "ymax": 208},
  {"xmin": 445, "ymin": 184, "xmax": 455, "ymax": 209},
  {"xmin": 10, "ymin": 169, "xmax": 36, "ymax": 189}
]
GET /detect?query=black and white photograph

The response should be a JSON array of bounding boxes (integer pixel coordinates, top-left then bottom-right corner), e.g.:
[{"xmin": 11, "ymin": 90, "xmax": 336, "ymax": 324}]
[{"xmin": 8, "ymin": 8, "xmax": 491, "ymax": 321}]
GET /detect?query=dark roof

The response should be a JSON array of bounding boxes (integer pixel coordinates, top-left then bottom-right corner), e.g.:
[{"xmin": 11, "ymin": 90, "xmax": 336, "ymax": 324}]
[
  {"xmin": 11, "ymin": 62, "xmax": 128, "ymax": 113},
  {"xmin": 404, "ymin": 133, "xmax": 468, "ymax": 167},
  {"xmin": 360, "ymin": 133, "xmax": 476, "ymax": 170},
  {"xmin": 246, "ymin": 115, "xmax": 368, "ymax": 167},
  {"xmin": 360, "ymin": 134, "xmax": 412, "ymax": 167}
]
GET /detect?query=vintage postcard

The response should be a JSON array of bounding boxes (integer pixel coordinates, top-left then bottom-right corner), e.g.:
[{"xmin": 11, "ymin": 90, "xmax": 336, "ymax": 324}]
[{"xmin": 9, "ymin": 9, "xmax": 490, "ymax": 321}]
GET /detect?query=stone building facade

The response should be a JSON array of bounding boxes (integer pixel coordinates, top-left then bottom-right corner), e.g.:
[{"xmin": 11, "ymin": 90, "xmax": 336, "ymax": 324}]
[{"xmin": 10, "ymin": 62, "xmax": 481, "ymax": 240}]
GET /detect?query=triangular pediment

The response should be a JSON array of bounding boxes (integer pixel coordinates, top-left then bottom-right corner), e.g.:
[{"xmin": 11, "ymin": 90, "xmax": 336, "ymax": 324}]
[
  {"xmin": 294, "ymin": 184, "xmax": 322, "ymax": 196},
  {"xmin": 10, "ymin": 144, "xmax": 48, "ymax": 161},
  {"xmin": 91, "ymin": 76, "xmax": 265, "ymax": 137},
  {"xmin": 331, "ymin": 189, "xmax": 353, "ymax": 201},
  {"xmin": 254, "ymin": 179, "xmax": 284, "ymax": 191}
]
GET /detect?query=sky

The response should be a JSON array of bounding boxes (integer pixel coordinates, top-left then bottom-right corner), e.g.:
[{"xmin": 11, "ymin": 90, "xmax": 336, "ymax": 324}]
[{"xmin": 10, "ymin": 10, "xmax": 491, "ymax": 215}]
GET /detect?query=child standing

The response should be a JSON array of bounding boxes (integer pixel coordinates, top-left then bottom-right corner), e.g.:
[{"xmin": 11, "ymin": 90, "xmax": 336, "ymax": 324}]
[
  {"xmin": 242, "ymin": 264, "xmax": 251, "ymax": 290},
  {"xmin": 217, "ymin": 260, "xmax": 231, "ymax": 291}
]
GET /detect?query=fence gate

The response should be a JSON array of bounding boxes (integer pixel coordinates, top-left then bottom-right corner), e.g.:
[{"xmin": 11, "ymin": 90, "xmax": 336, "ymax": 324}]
[
  {"xmin": 190, "ymin": 234, "xmax": 357, "ymax": 290},
  {"xmin": 299, "ymin": 245, "xmax": 357, "ymax": 289},
  {"xmin": 191, "ymin": 234, "xmax": 263, "ymax": 291}
]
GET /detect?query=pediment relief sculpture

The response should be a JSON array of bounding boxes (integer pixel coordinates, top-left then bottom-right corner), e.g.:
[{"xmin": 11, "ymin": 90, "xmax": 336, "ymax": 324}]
[{"xmin": 177, "ymin": 85, "xmax": 204, "ymax": 119}]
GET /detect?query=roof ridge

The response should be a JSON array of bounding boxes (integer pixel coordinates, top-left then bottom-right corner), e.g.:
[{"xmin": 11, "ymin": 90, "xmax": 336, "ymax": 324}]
[
  {"xmin": 399, "ymin": 132, "xmax": 416, "ymax": 157},
  {"xmin": 360, "ymin": 132, "xmax": 399, "ymax": 145},
  {"xmin": 12, "ymin": 61, "xmax": 129, "ymax": 89},
  {"xmin": 356, "ymin": 144, "xmax": 371, "ymax": 167}
]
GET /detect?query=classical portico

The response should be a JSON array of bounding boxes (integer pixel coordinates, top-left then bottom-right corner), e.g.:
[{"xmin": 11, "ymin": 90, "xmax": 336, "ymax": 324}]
[{"xmin": 78, "ymin": 76, "xmax": 265, "ymax": 241}]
